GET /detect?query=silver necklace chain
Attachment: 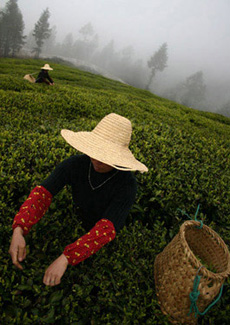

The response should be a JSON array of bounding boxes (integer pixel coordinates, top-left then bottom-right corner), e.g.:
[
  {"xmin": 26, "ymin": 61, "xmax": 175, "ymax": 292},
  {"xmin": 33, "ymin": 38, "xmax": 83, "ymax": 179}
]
[{"xmin": 88, "ymin": 162, "xmax": 119, "ymax": 191}]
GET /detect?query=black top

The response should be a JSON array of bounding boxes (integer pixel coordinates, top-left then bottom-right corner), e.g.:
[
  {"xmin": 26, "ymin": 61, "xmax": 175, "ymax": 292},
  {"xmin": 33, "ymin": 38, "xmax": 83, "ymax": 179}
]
[
  {"xmin": 41, "ymin": 155, "xmax": 137, "ymax": 232},
  {"xmin": 35, "ymin": 70, "xmax": 53, "ymax": 84}
]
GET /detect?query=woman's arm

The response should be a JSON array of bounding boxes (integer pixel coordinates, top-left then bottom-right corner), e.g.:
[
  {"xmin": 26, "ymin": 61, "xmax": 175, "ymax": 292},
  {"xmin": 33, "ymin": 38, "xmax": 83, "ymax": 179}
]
[
  {"xmin": 63, "ymin": 218, "xmax": 116, "ymax": 265},
  {"xmin": 12, "ymin": 185, "xmax": 52, "ymax": 235},
  {"xmin": 9, "ymin": 185, "xmax": 52, "ymax": 269},
  {"xmin": 9, "ymin": 157, "xmax": 75, "ymax": 269},
  {"xmin": 42, "ymin": 219, "xmax": 116, "ymax": 286}
]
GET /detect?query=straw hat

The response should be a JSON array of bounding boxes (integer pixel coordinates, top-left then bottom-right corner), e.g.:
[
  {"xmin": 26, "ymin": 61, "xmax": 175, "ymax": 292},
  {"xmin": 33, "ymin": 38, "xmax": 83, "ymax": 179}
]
[
  {"xmin": 41, "ymin": 63, "xmax": 53, "ymax": 70},
  {"xmin": 61, "ymin": 113, "xmax": 148, "ymax": 172}
]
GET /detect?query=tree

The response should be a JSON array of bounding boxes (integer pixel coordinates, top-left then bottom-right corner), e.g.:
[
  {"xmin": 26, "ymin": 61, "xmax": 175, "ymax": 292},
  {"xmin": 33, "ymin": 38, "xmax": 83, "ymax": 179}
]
[
  {"xmin": 79, "ymin": 22, "xmax": 94, "ymax": 42},
  {"xmin": 32, "ymin": 8, "xmax": 51, "ymax": 57},
  {"xmin": 0, "ymin": 0, "xmax": 25, "ymax": 57},
  {"xmin": 180, "ymin": 71, "xmax": 206, "ymax": 108},
  {"xmin": 146, "ymin": 42, "xmax": 168, "ymax": 90},
  {"xmin": 74, "ymin": 23, "xmax": 98, "ymax": 61}
]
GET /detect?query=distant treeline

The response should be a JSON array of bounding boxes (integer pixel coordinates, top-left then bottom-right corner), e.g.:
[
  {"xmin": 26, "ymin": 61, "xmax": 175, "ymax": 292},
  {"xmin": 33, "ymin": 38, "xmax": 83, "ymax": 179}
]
[{"xmin": 0, "ymin": 0, "xmax": 229, "ymax": 117}]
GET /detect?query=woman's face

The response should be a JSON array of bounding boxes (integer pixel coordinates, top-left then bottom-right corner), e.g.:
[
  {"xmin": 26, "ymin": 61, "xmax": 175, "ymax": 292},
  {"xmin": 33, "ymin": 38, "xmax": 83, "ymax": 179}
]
[{"xmin": 90, "ymin": 158, "xmax": 114, "ymax": 173}]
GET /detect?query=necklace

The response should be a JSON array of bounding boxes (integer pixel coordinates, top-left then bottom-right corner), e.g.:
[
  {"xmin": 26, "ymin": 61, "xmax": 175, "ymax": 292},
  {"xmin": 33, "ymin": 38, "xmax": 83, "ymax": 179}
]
[{"xmin": 88, "ymin": 162, "xmax": 119, "ymax": 190}]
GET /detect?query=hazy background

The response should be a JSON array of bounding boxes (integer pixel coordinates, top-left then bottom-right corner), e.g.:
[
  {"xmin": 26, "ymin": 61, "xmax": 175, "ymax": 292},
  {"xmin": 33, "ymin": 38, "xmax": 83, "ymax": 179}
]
[{"xmin": 1, "ymin": 0, "xmax": 230, "ymax": 114}]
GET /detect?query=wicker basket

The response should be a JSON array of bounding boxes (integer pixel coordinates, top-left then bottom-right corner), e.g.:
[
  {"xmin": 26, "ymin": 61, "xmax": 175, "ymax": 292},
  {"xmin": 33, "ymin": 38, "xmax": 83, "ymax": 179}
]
[
  {"xmin": 23, "ymin": 74, "xmax": 36, "ymax": 83},
  {"xmin": 154, "ymin": 220, "xmax": 230, "ymax": 324}
]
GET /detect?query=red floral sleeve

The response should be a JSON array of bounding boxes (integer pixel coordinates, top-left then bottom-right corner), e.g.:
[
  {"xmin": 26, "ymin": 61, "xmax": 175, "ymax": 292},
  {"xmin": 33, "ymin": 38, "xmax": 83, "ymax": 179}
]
[
  {"xmin": 12, "ymin": 185, "xmax": 52, "ymax": 235},
  {"xmin": 63, "ymin": 219, "xmax": 116, "ymax": 266}
]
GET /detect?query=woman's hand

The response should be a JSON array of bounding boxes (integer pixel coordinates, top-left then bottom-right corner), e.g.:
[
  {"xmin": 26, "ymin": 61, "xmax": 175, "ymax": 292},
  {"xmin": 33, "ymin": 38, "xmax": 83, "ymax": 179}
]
[
  {"xmin": 43, "ymin": 254, "xmax": 68, "ymax": 286},
  {"xmin": 9, "ymin": 227, "xmax": 26, "ymax": 270}
]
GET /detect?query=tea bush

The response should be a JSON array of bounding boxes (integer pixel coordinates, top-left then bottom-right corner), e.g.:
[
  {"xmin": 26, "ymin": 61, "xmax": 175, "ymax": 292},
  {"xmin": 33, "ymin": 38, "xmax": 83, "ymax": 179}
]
[{"xmin": 1, "ymin": 58, "xmax": 230, "ymax": 324}]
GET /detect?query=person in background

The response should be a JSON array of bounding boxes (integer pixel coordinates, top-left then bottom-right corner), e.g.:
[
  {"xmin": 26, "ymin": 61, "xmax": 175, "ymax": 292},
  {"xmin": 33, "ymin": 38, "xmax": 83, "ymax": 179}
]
[
  {"xmin": 9, "ymin": 113, "xmax": 148, "ymax": 286},
  {"xmin": 35, "ymin": 63, "xmax": 54, "ymax": 85}
]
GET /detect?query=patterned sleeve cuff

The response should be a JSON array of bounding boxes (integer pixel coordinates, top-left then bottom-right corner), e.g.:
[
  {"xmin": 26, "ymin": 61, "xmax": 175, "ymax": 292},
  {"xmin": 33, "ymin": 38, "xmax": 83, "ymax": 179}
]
[
  {"xmin": 12, "ymin": 185, "xmax": 52, "ymax": 235},
  {"xmin": 63, "ymin": 218, "xmax": 116, "ymax": 266}
]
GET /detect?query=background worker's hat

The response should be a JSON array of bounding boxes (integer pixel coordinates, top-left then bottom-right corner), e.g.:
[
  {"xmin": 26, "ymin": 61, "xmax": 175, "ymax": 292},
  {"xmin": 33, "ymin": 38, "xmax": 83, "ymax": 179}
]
[
  {"xmin": 61, "ymin": 113, "xmax": 148, "ymax": 173},
  {"xmin": 41, "ymin": 64, "xmax": 53, "ymax": 70}
]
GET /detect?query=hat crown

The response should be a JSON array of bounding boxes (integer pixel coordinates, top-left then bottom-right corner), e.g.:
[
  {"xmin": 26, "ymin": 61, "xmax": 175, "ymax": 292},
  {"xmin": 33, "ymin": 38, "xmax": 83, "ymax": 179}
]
[
  {"xmin": 92, "ymin": 113, "xmax": 131, "ymax": 147},
  {"xmin": 41, "ymin": 63, "xmax": 53, "ymax": 70}
]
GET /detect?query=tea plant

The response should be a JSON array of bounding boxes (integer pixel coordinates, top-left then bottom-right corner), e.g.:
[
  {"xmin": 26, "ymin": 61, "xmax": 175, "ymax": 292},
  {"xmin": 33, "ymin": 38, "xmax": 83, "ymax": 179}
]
[{"xmin": 1, "ymin": 58, "xmax": 230, "ymax": 324}]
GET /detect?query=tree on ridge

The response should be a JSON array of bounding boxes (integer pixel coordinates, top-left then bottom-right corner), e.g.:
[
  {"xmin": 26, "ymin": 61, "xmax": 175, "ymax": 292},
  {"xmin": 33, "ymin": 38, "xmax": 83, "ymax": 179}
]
[
  {"xmin": 32, "ymin": 8, "xmax": 51, "ymax": 58},
  {"xmin": 0, "ymin": 0, "xmax": 26, "ymax": 57},
  {"xmin": 181, "ymin": 71, "xmax": 206, "ymax": 108},
  {"xmin": 146, "ymin": 42, "xmax": 168, "ymax": 90}
]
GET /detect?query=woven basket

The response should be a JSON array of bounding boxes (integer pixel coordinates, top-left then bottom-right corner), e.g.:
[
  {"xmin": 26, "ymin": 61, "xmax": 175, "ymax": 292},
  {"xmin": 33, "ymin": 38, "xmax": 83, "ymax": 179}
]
[
  {"xmin": 154, "ymin": 220, "xmax": 230, "ymax": 324},
  {"xmin": 23, "ymin": 74, "xmax": 36, "ymax": 83}
]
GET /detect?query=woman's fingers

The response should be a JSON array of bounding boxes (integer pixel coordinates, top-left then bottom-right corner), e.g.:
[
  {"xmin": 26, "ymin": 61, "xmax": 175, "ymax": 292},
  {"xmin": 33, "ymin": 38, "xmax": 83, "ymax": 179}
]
[
  {"xmin": 43, "ymin": 269, "xmax": 61, "ymax": 286},
  {"xmin": 43, "ymin": 273, "xmax": 60, "ymax": 286},
  {"xmin": 49, "ymin": 277, "xmax": 60, "ymax": 287},
  {"xmin": 43, "ymin": 254, "xmax": 68, "ymax": 286},
  {"xmin": 9, "ymin": 228, "xmax": 26, "ymax": 270},
  {"xmin": 11, "ymin": 249, "xmax": 23, "ymax": 270},
  {"xmin": 18, "ymin": 245, "xmax": 26, "ymax": 262}
]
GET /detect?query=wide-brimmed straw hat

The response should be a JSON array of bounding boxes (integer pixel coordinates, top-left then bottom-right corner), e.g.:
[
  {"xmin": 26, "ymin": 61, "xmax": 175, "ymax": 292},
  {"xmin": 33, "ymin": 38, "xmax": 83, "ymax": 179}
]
[
  {"xmin": 41, "ymin": 63, "xmax": 53, "ymax": 70},
  {"xmin": 61, "ymin": 113, "xmax": 148, "ymax": 172}
]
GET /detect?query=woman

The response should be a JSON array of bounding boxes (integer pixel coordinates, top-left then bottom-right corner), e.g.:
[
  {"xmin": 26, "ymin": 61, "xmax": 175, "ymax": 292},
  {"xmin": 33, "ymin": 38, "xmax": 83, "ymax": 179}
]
[
  {"xmin": 9, "ymin": 113, "xmax": 148, "ymax": 286},
  {"xmin": 35, "ymin": 63, "xmax": 54, "ymax": 85}
]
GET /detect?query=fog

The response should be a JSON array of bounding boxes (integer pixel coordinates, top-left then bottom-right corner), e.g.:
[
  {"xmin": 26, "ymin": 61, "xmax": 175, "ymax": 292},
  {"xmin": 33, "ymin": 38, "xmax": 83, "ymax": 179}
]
[{"xmin": 1, "ymin": 0, "xmax": 230, "ymax": 114}]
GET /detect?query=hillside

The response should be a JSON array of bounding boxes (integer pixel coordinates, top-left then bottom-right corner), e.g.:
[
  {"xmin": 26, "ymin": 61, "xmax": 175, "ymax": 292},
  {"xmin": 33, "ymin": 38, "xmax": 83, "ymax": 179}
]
[{"xmin": 0, "ymin": 58, "xmax": 230, "ymax": 324}]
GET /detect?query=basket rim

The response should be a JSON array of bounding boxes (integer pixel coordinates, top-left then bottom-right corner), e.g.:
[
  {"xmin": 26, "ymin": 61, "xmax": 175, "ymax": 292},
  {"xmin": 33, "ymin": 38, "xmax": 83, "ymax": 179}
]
[{"xmin": 180, "ymin": 220, "xmax": 230, "ymax": 279}]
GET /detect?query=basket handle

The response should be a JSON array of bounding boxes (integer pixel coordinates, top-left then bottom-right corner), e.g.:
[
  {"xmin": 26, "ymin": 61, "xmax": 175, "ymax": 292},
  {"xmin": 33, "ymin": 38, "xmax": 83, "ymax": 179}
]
[
  {"xmin": 188, "ymin": 269, "xmax": 224, "ymax": 318},
  {"xmin": 177, "ymin": 204, "xmax": 203, "ymax": 228}
]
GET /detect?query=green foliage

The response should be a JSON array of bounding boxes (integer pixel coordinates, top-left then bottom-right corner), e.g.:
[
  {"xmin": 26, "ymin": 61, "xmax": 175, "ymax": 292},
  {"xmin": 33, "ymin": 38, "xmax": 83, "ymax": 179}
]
[
  {"xmin": 1, "ymin": 58, "xmax": 230, "ymax": 324},
  {"xmin": 180, "ymin": 71, "xmax": 206, "ymax": 108},
  {"xmin": 0, "ymin": 0, "xmax": 26, "ymax": 57},
  {"xmin": 32, "ymin": 8, "xmax": 51, "ymax": 57},
  {"xmin": 146, "ymin": 42, "xmax": 168, "ymax": 90}
]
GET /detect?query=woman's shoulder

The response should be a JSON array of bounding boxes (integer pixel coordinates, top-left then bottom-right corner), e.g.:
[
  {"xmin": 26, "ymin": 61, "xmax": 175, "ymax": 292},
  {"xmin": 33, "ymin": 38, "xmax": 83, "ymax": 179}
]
[{"xmin": 116, "ymin": 170, "xmax": 137, "ymax": 188}]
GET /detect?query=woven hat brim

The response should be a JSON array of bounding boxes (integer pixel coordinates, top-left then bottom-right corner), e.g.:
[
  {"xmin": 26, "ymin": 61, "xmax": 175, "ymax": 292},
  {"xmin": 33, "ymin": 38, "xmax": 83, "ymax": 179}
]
[
  {"xmin": 41, "ymin": 66, "xmax": 53, "ymax": 70},
  {"xmin": 61, "ymin": 129, "xmax": 148, "ymax": 173}
]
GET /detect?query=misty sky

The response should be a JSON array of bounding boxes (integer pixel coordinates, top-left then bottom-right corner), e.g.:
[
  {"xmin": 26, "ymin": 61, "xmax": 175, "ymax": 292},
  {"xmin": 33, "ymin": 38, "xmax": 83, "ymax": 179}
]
[{"xmin": 1, "ymin": 0, "xmax": 230, "ymax": 83}]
